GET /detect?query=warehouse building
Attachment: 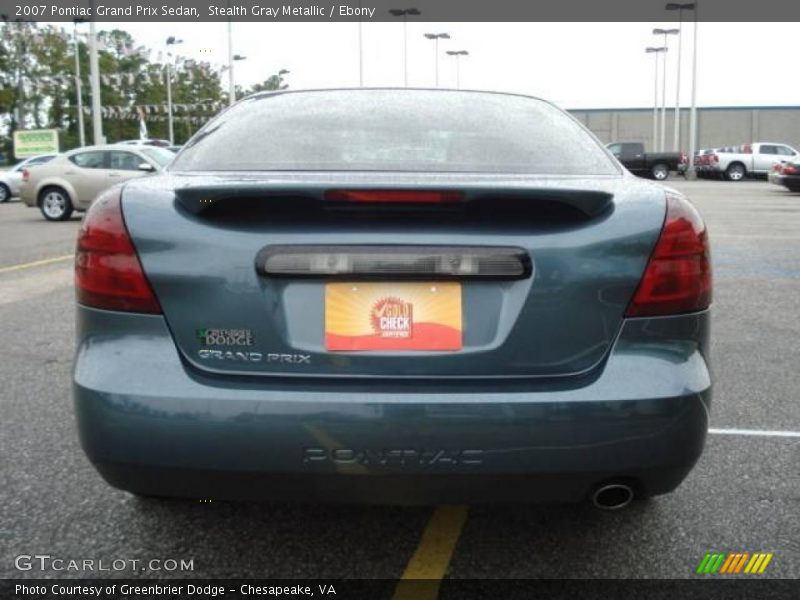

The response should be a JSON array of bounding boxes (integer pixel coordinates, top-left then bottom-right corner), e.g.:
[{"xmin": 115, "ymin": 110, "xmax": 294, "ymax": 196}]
[{"xmin": 569, "ymin": 105, "xmax": 800, "ymax": 154}]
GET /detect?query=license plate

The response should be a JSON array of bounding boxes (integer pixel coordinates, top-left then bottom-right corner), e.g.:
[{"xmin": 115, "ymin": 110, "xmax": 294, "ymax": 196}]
[{"xmin": 325, "ymin": 282, "xmax": 462, "ymax": 351}]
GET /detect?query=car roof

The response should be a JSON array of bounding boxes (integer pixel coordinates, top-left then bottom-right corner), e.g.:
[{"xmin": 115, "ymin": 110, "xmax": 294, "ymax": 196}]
[
  {"xmin": 22, "ymin": 153, "xmax": 57, "ymax": 160},
  {"xmin": 244, "ymin": 87, "xmax": 552, "ymax": 104},
  {"xmin": 66, "ymin": 144, "xmax": 152, "ymax": 154}
]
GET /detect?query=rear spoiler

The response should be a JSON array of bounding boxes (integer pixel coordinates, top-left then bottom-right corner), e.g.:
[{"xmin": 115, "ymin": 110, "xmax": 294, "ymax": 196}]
[{"xmin": 174, "ymin": 184, "xmax": 614, "ymax": 218}]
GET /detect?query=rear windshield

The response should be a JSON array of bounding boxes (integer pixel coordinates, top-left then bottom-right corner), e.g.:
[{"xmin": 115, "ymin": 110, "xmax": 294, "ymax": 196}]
[
  {"xmin": 171, "ymin": 90, "xmax": 619, "ymax": 175},
  {"xmin": 140, "ymin": 146, "xmax": 175, "ymax": 167}
]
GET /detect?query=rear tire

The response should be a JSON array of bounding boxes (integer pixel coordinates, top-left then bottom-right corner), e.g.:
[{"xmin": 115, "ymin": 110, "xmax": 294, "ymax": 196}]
[
  {"xmin": 725, "ymin": 163, "xmax": 746, "ymax": 182},
  {"xmin": 651, "ymin": 163, "xmax": 669, "ymax": 180},
  {"xmin": 39, "ymin": 186, "xmax": 73, "ymax": 221},
  {"xmin": 0, "ymin": 183, "xmax": 10, "ymax": 203}
]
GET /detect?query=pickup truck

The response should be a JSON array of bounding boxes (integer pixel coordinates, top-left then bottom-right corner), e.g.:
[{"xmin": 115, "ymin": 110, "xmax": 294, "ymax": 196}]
[
  {"xmin": 707, "ymin": 142, "xmax": 800, "ymax": 181},
  {"xmin": 605, "ymin": 142, "xmax": 684, "ymax": 181}
]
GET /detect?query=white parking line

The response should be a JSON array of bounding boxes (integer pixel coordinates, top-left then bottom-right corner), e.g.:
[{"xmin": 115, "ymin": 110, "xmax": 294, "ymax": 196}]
[{"xmin": 709, "ymin": 428, "xmax": 800, "ymax": 438}]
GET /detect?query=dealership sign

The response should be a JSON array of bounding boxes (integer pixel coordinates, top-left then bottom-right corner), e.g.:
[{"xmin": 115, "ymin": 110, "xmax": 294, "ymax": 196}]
[{"xmin": 13, "ymin": 129, "xmax": 59, "ymax": 158}]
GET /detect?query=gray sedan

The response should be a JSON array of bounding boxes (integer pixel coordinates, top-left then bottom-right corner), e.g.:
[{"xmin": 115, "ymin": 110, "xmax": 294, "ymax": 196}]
[{"xmin": 72, "ymin": 89, "xmax": 712, "ymax": 508}]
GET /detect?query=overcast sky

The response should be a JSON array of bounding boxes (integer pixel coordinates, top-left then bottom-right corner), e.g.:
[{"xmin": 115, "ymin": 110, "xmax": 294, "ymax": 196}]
[{"xmin": 85, "ymin": 21, "xmax": 799, "ymax": 109}]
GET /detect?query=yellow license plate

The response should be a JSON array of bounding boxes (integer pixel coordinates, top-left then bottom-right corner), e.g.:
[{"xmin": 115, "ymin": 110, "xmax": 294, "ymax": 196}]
[{"xmin": 325, "ymin": 282, "xmax": 462, "ymax": 351}]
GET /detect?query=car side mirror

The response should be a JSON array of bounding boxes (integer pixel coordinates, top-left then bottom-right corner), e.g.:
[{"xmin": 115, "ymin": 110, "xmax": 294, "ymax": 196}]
[{"xmin": 137, "ymin": 163, "xmax": 156, "ymax": 172}]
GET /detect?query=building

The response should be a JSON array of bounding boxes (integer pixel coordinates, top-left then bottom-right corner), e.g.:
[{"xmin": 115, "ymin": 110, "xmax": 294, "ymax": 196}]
[{"xmin": 568, "ymin": 106, "xmax": 800, "ymax": 153}]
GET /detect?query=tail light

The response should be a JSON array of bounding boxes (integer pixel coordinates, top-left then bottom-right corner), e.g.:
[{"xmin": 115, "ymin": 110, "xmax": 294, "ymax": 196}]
[
  {"xmin": 75, "ymin": 188, "xmax": 161, "ymax": 313},
  {"xmin": 783, "ymin": 164, "xmax": 799, "ymax": 175},
  {"xmin": 325, "ymin": 189, "xmax": 464, "ymax": 204},
  {"xmin": 680, "ymin": 152, "xmax": 687, "ymax": 164},
  {"xmin": 22, "ymin": 168, "xmax": 30, "ymax": 182},
  {"xmin": 625, "ymin": 193, "xmax": 711, "ymax": 317},
  {"xmin": 710, "ymin": 154, "xmax": 719, "ymax": 164}
]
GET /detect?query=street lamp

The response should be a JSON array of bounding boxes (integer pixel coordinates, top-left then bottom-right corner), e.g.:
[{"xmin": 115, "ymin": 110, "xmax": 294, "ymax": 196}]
[
  {"xmin": 389, "ymin": 8, "xmax": 420, "ymax": 87},
  {"xmin": 357, "ymin": 1, "xmax": 364, "ymax": 86},
  {"xmin": 165, "ymin": 35, "xmax": 182, "ymax": 145},
  {"xmin": 666, "ymin": 3, "xmax": 694, "ymax": 153},
  {"xmin": 228, "ymin": 54, "xmax": 247, "ymax": 104},
  {"xmin": 653, "ymin": 28, "xmax": 679, "ymax": 152},
  {"xmin": 646, "ymin": 47, "xmax": 667, "ymax": 152},
  {"xmin": 88, "ymin": 18, "xmax": 103, "ymax": 144},
  {"xmin": 446, "ymin": 50, "xmax": 469, "ymax": 90},
  {"xmin": 72, "ymin": 19, "xmax": 86, "ymax": 147},
  {"xmin": 423, "ymin": 33, "xmax": 450, "ymax": 87},
  {"xmin": 667, "ymin": 2, "xmax": 698, "ymax": 176}
]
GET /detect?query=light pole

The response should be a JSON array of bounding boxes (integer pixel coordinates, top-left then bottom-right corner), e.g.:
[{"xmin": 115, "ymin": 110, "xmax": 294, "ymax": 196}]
[
  {"xmin": 653, "ymin": 28, "xmax": 678, "ymax": 152},
  {"xmin": 228, "ymin": 54, "xmax": 247, "ymax": 104},
  {"xmin": 88, "ymin": 18, "xmax": 103, "ymax": 144},
  {"xmin": 423, "ymin": 33, "xmax": 450, "ymax": 87},
  {"xmin": 388, "ymin": 8, "xmax": 420, "ymax": 87},
  {"xmin": 72, "ymin": 19, "xmax": 86, "ymax": 147},
  {"xmin": 446, "ymin": 50, "xmax": 468, "ymax": 89},
  {"xmin": 357, "ymin": 1, "xmax": 363, "ymax": 86},
  {"xmin": 668, "ymin": 2, "xmax": 698, "ymax": 176},
  {"xmin": 646, "ymin": 47, "xmax": 667, "ymax": 152},
  {"xmin": 666, "ymin": 4, "xmax": 694, "ymax": 153},
  {"xmin": 165, "ymin": 35, "xmax": 182, "ymax": 145}
]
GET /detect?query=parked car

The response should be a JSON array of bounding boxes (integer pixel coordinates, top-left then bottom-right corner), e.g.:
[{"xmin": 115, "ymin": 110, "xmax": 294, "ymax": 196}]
[
  {"xmin": 73, "ymin": 89, "xmax": 712, "ymax": 507},
  {"xmin": 20, "ymin": 144, "xmax": 174, "ymax": 221},
  {"xmin": 707, "ymin": 142, "xmax": 799, "ymax": 181},
  {"xmin": 118, "ymin": 138, "xmax": 172, "ymax": 148},
  {"xmin": 768, "ymin": 160, "xmax": 800, "ymax": 192},
  {"xmin": 605, "ymin": 142, "xmax": 684, "ymax": 180},
  {"xmin": 0, "ymin": 153, "xmax": 57, "ymax": 202}
]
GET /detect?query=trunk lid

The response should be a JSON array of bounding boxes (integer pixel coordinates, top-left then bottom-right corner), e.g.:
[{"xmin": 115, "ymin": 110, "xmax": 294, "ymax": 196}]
[{"xmin": 122, "ymin": 172, "xmax": 665, "ymax": 379}]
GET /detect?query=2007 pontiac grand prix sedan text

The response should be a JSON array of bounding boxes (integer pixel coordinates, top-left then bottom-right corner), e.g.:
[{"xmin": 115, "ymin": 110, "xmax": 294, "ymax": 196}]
[{"xmin": 73, "ymin": 89, "xmax": 712, "ymax": 509}]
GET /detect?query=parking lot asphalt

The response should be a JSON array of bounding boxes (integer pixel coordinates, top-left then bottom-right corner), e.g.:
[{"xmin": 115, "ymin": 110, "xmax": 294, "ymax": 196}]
[{"xmin": 0, "ymin": 180, "xmax": 798, "ymax": 583}]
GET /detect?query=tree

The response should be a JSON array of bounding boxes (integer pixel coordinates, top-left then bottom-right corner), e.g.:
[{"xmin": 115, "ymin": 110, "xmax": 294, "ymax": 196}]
[
  {"xmin": 0, "ymin": 22, "xmax": 231, "ymax": 156},
  {"xmin": 246, "ymin": 69, "xmax": 290, "ymax": 95}
]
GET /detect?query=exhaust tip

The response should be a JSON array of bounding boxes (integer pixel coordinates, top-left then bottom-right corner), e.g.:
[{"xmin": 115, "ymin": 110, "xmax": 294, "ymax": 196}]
[{"xmin": 591, "ymin": 483, "xmax": 634, "ymax": 510}]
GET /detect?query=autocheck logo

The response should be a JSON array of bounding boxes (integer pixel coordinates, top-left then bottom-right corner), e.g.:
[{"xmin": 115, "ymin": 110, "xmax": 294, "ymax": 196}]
[{"xmin": 696, "ymin": 552, "xmax": 774, "ymax": 575}]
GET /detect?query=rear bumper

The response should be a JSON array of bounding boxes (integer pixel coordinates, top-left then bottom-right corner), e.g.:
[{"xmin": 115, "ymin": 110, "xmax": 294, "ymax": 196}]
[
  {"xmin": 769, "ymin": 173, "xmax": 800, "ymax": 188},
  {"xmin": 74, "ymin": 307, "xmax": 712, "ymax": 504}
]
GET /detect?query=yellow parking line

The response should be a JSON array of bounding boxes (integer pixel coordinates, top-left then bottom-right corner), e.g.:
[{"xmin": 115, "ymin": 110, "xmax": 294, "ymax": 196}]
[
  {"xmin": 392, "ymin": 505, "xmax": 469, "ymax": 600},
  {"xmin": 0, "ymin": 254, "xmax": 73, "ymax": 274}
]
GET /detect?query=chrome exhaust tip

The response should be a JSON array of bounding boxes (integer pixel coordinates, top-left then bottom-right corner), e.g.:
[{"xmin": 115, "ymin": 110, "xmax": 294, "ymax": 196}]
[{"xmin": 591, "ymin": 483, "xmax": 634, "ymax": 510}]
